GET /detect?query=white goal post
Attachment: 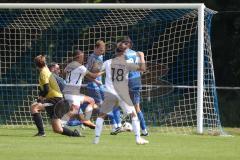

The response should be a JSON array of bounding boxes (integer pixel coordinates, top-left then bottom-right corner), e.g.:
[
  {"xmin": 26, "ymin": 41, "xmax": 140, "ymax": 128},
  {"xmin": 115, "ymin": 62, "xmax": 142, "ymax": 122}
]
[{"xmin": 0, "ymin": 3, "xmax": 221, "ymax": 135}]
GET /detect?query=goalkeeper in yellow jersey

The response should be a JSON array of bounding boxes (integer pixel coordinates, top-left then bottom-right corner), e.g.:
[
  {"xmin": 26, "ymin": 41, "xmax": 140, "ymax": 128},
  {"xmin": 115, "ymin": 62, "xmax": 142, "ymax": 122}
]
[{"xmin": 31, "ymin": 55, "xmax": 81, "ymax": 137}]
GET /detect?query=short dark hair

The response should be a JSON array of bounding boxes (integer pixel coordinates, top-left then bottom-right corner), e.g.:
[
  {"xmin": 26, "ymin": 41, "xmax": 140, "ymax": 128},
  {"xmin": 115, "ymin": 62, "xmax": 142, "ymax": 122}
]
[
  {"xmin": 34, "ymin": 55, "xmax": 46, "ymax": 68},
  {"xmin": 48, "ymin": 62, "xmax": 58, "ymax": 69},
  {"xmin": 119, "ymin": 36, "xmax": 133, "ymax": 48},
  {"xmin": 116, "ymin": 42, "xmax": 128, "ymax": 53}
]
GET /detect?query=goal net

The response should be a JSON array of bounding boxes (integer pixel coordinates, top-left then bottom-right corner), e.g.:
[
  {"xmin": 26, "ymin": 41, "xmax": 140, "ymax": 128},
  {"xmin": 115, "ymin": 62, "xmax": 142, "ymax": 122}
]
[{"xmin": 0, "ymin": 4, "xmax": 222, "ymax": 134}]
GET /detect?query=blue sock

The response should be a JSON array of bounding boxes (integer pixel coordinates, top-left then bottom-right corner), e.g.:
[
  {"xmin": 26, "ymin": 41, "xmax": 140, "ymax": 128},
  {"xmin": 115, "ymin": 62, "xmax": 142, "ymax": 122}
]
[
  {"xmin": 113, "ymin": 107, "xmax": 121, "ymax": 125},
  {"xmin": 107, "ymin": 113, "xmax": 116, "ymax": 125},
  {"xmin": 137, "ymin": 111, "xmax": 147, "ymax": 130}
]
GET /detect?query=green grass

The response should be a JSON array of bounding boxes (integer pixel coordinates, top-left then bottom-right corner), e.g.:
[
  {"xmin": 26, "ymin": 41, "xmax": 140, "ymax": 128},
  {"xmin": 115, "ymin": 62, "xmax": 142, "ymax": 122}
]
[{"xmin": 0, "ymin": 127, "xmax": 239, "ymax": 160}]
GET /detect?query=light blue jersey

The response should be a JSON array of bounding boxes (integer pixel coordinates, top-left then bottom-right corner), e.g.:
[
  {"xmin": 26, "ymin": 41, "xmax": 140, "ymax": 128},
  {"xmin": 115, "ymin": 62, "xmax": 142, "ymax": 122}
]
[
  {"xmin": 86, "ymin": 53, "xmax": 103, "ymax": 82},
  {"xmin": 125, "ymin": 49, "xmax": 142, "ymax": 91},
  {"xmin": 86, "ymin": 53, "xmax": 104, "ymax": 104},
  {"xmin": 125, "ymin": 49, "xmax": 141, "ymax": 80}
]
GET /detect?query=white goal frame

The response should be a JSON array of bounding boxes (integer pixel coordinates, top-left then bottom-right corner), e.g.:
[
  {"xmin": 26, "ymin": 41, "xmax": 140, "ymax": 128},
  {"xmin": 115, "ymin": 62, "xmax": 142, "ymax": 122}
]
[{"xmin": 0, "ymin": 3, "xmax": 205, "ymax": 134}]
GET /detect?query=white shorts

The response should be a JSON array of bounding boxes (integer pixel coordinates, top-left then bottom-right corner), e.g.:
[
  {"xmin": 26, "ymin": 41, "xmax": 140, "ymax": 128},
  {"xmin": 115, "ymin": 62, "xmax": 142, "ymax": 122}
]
[
  {"xmin": 100, "ymin": 92, "xmax": 135, "ymax": 115},
  {"xmin": 64, "ymin": 94, "xmax": 85, "ymax": 106}
]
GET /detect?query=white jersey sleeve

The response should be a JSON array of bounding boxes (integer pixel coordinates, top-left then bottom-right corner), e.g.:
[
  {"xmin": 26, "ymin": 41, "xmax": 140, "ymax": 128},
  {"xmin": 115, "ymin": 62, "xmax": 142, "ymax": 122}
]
[{"xmin": 77, "ymin": 65, "xmax": 88, "ymax": 76}]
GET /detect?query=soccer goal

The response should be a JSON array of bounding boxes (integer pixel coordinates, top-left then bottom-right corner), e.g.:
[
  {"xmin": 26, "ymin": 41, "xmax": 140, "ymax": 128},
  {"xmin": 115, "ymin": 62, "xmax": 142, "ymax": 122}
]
[{"xmin": 0, "ymin": 3, "xmax": 222, "ymax": 134}]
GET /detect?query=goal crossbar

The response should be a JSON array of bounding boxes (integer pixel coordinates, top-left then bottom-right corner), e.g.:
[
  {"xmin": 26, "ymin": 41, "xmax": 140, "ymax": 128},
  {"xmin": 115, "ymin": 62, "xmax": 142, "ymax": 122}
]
[{"xmin": 0, "ymin": 3, "xmax": 204, "ymax": 9}]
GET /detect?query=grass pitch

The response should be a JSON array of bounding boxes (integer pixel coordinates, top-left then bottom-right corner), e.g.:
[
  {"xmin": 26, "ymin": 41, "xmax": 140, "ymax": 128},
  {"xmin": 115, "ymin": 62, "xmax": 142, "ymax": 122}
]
[{"xmin": 0, "ymin": 127, "xmax": 239, "ymax": 160}]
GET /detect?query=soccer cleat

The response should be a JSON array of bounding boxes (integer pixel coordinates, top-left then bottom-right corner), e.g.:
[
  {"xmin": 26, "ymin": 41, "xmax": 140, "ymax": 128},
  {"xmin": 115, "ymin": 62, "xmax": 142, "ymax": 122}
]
[
  {"xmin": 33, "ymin": 132, "xmax": 46, "ymax": 137},
  {"xmin": 140, "ymin": 132, "xmax": 149, "ymax": 137},
  {"xmin": 110, "ymin": 127, "xmax": 122, "ymax": 135},
  {"xmin": 73, "ymin": 129, "xmax": 85, "ymax": 137},
  {"xmin": 93, "ymin": 136, "xmax": 100, "ymax": 144},
  {"xmin": 82, "ymin": 120, "xmax": 96, "ymax": 129},
  {"xmin": 136, "ymin": 137, "xmax": 149, "ymax": 145}
]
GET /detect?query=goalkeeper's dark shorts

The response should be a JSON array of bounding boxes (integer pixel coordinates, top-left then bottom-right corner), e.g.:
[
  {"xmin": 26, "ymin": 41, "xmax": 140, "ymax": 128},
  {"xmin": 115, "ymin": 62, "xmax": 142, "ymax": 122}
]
[{"xmin": 40, "ymin": 97, "xmax": 63, "ymax": 119}]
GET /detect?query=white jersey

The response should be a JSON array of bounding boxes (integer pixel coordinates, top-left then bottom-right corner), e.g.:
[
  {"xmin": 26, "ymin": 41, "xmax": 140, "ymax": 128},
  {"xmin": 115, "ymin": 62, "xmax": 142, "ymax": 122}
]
[
  {"xmin": 100, "ymin": 55, "xmax": 139, "ymax": 113},
  {"xmin": 102, "ymin": 56, "xmax": 139, "ymax": 96},
  {"xmin": 63, "ymin": 65, "xmax": 88, "ymax": 95}
]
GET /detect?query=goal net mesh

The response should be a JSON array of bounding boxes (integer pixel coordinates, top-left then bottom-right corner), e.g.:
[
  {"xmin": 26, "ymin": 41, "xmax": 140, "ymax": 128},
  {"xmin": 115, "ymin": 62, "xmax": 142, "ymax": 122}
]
[{"xmin": 0, "ymin": 8, "xmax": 222, "ymax": 134}]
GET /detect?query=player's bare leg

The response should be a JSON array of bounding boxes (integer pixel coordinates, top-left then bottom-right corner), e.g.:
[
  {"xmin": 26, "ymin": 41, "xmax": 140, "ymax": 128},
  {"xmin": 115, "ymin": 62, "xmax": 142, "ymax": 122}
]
[
  {"xmin": 78, "ymin": 112, "xmax": 96, "ymax": 129},
  {"xmin": 80, "ymin": 96, "xmax": 96, "ymax": 129},
  {"xmin": 83, "ymin": 96, "xmax": 95, "ymax": 120}
]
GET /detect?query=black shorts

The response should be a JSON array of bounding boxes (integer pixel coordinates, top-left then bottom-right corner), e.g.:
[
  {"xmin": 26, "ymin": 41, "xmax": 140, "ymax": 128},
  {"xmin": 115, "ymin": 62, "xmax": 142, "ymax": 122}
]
[{"xmin": 40, "ymin": 97, "xmax": 63, "ymax": 119}]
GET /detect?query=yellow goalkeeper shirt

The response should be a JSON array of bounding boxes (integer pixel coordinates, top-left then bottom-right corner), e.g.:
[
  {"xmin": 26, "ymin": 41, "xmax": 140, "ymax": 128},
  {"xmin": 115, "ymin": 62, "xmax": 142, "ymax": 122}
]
[{"xmin": 39, "ymin": 66, "xmax": 63, "ymax": 98}]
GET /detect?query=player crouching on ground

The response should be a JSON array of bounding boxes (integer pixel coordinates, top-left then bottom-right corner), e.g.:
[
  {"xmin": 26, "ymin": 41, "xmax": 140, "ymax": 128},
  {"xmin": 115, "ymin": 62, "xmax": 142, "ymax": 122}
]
[
  {"xmin": 61, "ymin": 50, "xmax": 103, "ymax": 129},
  {"xmin": 93, "ymin": 42, "xmax": 149, "ymax": 145},
  {"xmin": 31, "ymin": 55, "xmax": 81, "ymax": 137}
]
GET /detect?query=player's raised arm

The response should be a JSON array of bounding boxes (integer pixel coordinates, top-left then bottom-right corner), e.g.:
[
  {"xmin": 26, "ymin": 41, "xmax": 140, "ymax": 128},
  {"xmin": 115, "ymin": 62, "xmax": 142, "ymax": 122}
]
[
  {"xmin": 136, "ymin": 51, "xmax": 146, "ymax": 72},
  {"xmin": 126, "ymin": 51, "xmax": 146, "ymax": 72}
]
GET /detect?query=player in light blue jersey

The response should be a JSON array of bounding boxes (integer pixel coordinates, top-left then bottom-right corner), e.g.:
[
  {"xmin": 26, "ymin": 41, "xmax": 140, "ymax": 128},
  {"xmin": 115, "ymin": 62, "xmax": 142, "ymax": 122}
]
[
  {"xmin": 121, "ymin": 37, "xmax": 148, "ymax": 136},
  {"xmin": 86, "ymin": 40, "xmax": 105, "ymax": 104},
  {"xmin": 86, "ymin": 40, "xmax": 122, "ymax": 134}
]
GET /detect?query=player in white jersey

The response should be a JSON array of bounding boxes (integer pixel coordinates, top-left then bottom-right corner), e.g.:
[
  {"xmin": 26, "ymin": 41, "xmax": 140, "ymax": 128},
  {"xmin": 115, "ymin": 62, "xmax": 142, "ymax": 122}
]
[
  {"xmin": 86, "ymin": 40, "xmax": 122, "ymax": 134},
  {"xmin": 93, "ymin": 42, "xmax": 149, "ymax": 145},
  {"xmin": 62, "ymin": 50, "xmax": 102, "ymax": 127}
]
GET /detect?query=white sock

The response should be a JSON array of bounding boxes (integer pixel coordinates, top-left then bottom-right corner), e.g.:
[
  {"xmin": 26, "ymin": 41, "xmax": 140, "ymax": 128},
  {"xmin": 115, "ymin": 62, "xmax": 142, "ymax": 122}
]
[
  {"xmin": 95, "ymin": 117, "xmax": 104, "ymax": 137},
  {"xmin": 85, "ymin": 105, "xmax": 93, "ymax": 120},
  {"xmin": 117, "ymin": 123, "xmax": 122, "ymax": 128},
  {"xmin": 112, "ymin": 124, "xmax": 117, "ymax": 131},
  {"xmin": 131, "ymin": 116, "xmax": 141, "ymax": 141},
  {"xmin": 142, "ymin": 129, "xmax": 148, "ymax": 134}
]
